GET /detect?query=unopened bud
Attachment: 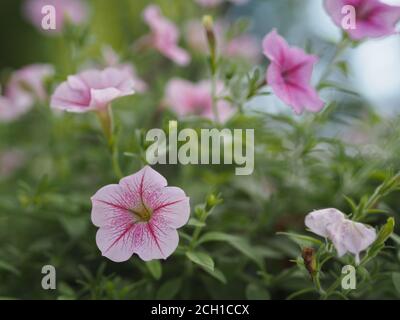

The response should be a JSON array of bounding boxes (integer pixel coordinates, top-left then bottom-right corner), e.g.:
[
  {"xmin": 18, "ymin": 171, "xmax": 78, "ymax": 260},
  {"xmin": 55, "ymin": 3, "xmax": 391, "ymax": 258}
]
[{"xmin": 302, "ymin": 247, "xmax": 317, "ymax": 278}]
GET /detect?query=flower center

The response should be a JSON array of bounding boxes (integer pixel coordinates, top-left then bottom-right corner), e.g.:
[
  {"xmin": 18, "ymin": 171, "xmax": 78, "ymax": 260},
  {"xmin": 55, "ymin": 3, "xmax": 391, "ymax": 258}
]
[{"xmin": 129, "ymin": 202, "xmax": 153, "ymax": 222}]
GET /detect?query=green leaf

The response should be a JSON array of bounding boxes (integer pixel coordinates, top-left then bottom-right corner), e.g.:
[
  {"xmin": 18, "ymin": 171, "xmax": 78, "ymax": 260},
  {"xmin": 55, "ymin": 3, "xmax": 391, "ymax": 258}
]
[
  {"xmin": 277, "ymin": 232, "xmax": 323, "ymax": 247},
  {"xmin": 245, "ymin": 283, "xmax": 270, "ymax": 300},
  {"xmin": 0, "ymin": 260, "xmax": 20, "ymax": 276},
  {"xmin": 197, "ymin": 232, "xmax": 263, "ymax": 267},
  {"xmin": 392, "ymin": 273, "xmax": 400, "ymax": 294},
  {"xmin": 187, "ymin": 218, "xmax": 206, "ymax": 227},
  {"xmin": 375, "ymin": 217, "xmax": 395, "ymax": 245},
  {"xmin": 202, "ymin": 267, "xmax": 227, "ymax": 284},
  {"xmin": 186, "ymin": 251, "xmax": 214, "ymax": 272},
  {"xmin": 146, "ymin": 260, "xmax": 162, "ymax": 280},
  {"xmin": 156, "ymin": 278, "xmax": 182, "ymax": 300}
]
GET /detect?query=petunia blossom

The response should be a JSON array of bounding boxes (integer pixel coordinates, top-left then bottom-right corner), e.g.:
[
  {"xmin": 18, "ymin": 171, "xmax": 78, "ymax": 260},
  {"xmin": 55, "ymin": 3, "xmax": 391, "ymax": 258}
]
[
  {"xmin": 23, "ymin": 0, "xmax": 88, "ymax": 34},
  {"xmin": 91, "ymin": 166, "xmax": 190, "ymax": 262},
  {"xmin": 50, "ymin": 67, "xmax": 135, "ymax": 113},
  {"xmin": 262, "ymin": 29, "xmax": 324, "ymax": 115},
  {"xmin": 305, "ymin": 208, "xmax": 345, "ymax": 238},
  {"xmin": 102, "ymin": 46, "xmax": 148, "ymax": 93},
  {"xmin": 326, "ymin": 219, "xmax": 376, "ymax": 264},
  {"xmin": 305, "ymin": 208, "xmax": 377, "ymax": 264},
  {"xmin": 141, "ymin": 5, "xmax": 190, "ymax": 66},
  {"xmin": 324, "ymin": 0, "xmax": 400, "ymax": 40},
  {"xmin": 0, "ymin": 64, "xmax": 54, "ymax": 122},
  {"xmin": 164, "ymin": 78, "xmax": 235, "ymax": 123}
]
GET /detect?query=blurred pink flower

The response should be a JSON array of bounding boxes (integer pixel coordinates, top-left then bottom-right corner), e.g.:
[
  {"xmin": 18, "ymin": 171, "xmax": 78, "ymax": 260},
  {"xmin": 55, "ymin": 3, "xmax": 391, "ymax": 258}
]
[
  {"xmin": 91, "ymin": 166, "xmax": 190, "ymax": 262},
  {"xmin": 185, "ymin": 20, "xmax": 260, "ymax": 63},
  {"xmin": 141, "ymin": 5, "xmax": 190, "ymax": 66},
  {"xmin": 305, "ymin": 208, "xmax": 377, "ymax": 264},
  {"xmin": 165, "ymin": 78, "xmax": 235, "ymax": 123},
  {"xmin": 195, "ymin": 0, "xmax": 249, "ymax": 7},
  {"xmin": 0, "ymin": 64, "xmax": 53, "ymax": 122},
  {"xmin": 102, "ymin": 46, "xmax": 148, "ymax": 93},
  {"xmin": 225, "ymin": 35, "xmax": 260, "ymax": 62},
  {"xmin": 50, "ymin": 68, "xmax": 135, "ymax": 113},
  {"xmin": 262, "ymin": 30, "xmax": 324, "ymax": 115},
  {"xmin": 324, "ymin": 0, "xmax": 400, "ymax": 40},
  {"xmin": 23, "ymin": 0, "xmax": 88, "ymax": 34},
  {"xmin": 0, "ymin": 150, "xmax": 25, "ymax": 178}
]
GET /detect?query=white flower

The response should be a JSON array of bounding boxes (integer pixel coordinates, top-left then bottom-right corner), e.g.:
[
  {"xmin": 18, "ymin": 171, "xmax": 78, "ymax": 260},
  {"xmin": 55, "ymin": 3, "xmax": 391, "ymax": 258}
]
[{"xmin": 305, "ymin": 208, "xmax": 377, "ymax": 264}]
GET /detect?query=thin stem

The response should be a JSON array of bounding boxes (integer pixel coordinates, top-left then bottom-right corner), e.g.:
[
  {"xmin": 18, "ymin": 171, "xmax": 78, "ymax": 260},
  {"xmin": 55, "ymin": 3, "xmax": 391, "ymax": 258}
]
[
  {"xmin": 318, "ymin": 37, "xmax": 351, "ymax": 86},
  {"xmin": 97, "ymin": 105, "xmax": 123, "ymax": 179}
]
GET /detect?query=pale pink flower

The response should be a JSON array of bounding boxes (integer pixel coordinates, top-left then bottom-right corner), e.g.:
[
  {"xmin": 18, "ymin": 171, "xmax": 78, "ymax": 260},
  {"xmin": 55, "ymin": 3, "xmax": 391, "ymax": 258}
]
[
  {"xmin": 262, "ymin": 30, "xmax": 324, "ymax": 115},
  {"xmin": 0, "ymin": 64, "xmax": 54, "ymax": 122},
  {"xmin": 0, "ymin": 150, "xmax": 25, "ymax": 178},
  {"xmin": 164, "ymin": 78, "xmax": 235, "ymax": 123},
  {"xmin": 324, "ymin": 0, "xmax": 400, "ymax": 40},
  {"xmin": 91, "ymin": 166, "xmax": 190, "ymax": 262},
  {"xmin": 225, "ymin": 35, "xmax": 260, "ymax": 63},
  {"xmin": 102, "ymin": 46, "xmax": 148, "ymax": 93},
  {"xmin": 327, "ymin": 219, "xmax": 376, "ymax": 264},
  {"xmin": 50, "ymin": 67, "xmax": 135, "ymax": 113},
  {"xmin": 305, "ymin": 208, "xmax": 345, "ymax": 238},
  {"xmin": 185, "ymin": 20, "xmax": 260, "ymax": 63},
  {"xmin": 141, "ymin": 5, "xmax": 190, "ymax": 66},
  {"xmin": 305, "ymin": 208, "xmax": 377, "ymax": 264},
  {"xmin": 23, "ymin": 0, "xmax": 88, "ymax": 34}
]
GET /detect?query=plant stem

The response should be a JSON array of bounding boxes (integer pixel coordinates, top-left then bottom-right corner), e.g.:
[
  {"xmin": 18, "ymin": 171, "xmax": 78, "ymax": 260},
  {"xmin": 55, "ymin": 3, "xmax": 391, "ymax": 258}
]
[
  {"xmin": 97, "ymin": 105, "xmax": 123, "ymax": 179},
  {"xmin": 318, "ymin": 37, "xmax": 351, "ymax": 86}
]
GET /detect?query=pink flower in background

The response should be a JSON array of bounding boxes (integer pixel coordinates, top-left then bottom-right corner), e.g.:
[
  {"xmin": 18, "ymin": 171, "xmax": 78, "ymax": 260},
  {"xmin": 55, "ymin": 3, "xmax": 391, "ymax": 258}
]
[
  {"xmin": 51, "ymin": 68, "xmax": 135, "ymax": 113},
  {"xmin": 225, "ymin": 35, "xmax": 260, "ymax": 63},
  {"xmin": 102, "ymin": 46, "xmax": 148, "ymax": 93},
  {"xmin": 91, "ymin": 166, "xmax": 190, "ymax": 262},
  {"xmin": 185, "ymin": 20, "xmax": 260, "ymax": 63},
  {"xmin": 0, "ymin": 64, "xmax": 53, "ymax": 122},
  {"xmin": 165, "ymin": 78, "xmax": 235, "ymax": 123},
  {"xmin": 24, "ymin": 0, "xmax": 88, "ymax": 34},
  {"xmin": 262, "ymin": 30, "xmax": 324, "ymax": 115},
  {"xmin": 141, "ymin": 5, "xmax": 190, "ymax": 66},
  {"xmin": 324, "ymin": 0, "xmax": 400, "ymax": 40},
  {"xmin": 305, "ymin": 208, "xmax": 377, "ymax": 264},
  {"xmin": 195, "ymin": 0, "xmax": 249, "ymax": 7},
  {"xmin": 0, "ymin": 150, "xmax": 25, "ymax": 178}
]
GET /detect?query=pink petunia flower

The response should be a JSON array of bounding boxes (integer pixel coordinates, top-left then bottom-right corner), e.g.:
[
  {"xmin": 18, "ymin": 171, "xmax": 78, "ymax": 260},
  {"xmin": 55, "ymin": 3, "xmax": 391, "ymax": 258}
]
[
  {"xmin": 164, "ymin": 78, "xmax": 235, "ymax": 123},
  {"xmin": 0, "ymin": 64, "xmax": 54, "ymax": 122},
  {"xmin": 262, "ymin": 30, "xmax": 324, "ymax": 115},
  {"xmin": 91, "ymin": 166, "xmax": 190, "ymax": 262},
  {"xmin": 141, "ymin": 5, "xmax": 190, "ymax": 66},
  {"xmin": 305, "ymin": 208, "xmax": 377, "ymax": 264},
  {"xmin": 50, "ymin": 67, "xmax": 135, "ymax": 113},
  {"xmin": 102, "ymin": 46, "xmax": 148, "ymax": 93},
  {"xmin": 23, "ymin": 0, "xmax": 88, "ymax": 34},
  {"xmin": 324, "ymin": 0, "xmax": 400, "ymax": 40}
]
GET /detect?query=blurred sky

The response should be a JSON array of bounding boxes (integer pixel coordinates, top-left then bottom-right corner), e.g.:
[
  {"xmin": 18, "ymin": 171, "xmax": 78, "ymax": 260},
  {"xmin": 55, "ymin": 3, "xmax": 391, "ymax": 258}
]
[
  {"xmin": 241, "ymin": 0, "xmax": 400, "ymax": 117},
  {"xmin": 306, "ymin": 0, "xmax": 400, "ymax": 116}
]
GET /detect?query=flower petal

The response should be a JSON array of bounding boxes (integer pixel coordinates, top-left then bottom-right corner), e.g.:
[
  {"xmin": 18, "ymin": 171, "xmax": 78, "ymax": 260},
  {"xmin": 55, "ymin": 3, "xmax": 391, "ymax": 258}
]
[
  {"xmin": 305, "ymin": 208, "xmax": 346, "ymax": 238},
  {"xmin": 133, "ymin": 221, "xmax": 179, "ymax": 261}
]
